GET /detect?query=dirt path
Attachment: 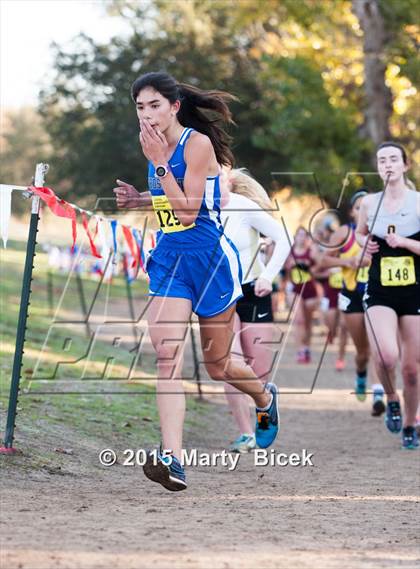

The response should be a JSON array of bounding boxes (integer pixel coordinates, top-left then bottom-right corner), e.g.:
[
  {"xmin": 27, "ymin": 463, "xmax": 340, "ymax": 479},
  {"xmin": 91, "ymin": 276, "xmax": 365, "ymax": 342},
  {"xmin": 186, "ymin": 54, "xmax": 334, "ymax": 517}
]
[{"xmin": 1, "ymin": 322, "xmax": 419, "ymax": 569}]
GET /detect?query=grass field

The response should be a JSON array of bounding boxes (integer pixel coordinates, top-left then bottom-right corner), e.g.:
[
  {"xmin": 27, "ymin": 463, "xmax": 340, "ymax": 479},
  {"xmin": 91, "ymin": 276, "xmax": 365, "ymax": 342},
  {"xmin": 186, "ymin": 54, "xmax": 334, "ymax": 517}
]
[{"xmin": 0, "ymin": 241, "xmax": 208, "ymax": 464}]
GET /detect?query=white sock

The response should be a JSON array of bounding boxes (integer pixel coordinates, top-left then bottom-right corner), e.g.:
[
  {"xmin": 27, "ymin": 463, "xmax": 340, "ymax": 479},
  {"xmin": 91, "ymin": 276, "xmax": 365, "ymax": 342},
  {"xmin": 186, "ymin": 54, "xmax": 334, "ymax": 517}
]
[{"xmin": 257, "ymin": 393, "xmax": 273, "ymax": 412}]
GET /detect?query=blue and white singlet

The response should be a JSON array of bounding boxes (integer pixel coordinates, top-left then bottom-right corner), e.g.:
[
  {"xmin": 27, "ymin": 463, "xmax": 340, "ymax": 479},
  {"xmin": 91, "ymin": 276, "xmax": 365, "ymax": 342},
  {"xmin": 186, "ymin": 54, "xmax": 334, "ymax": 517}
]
[{"xmin": 145, "ymin": 127, "xmax": 243, "ymax": 318}]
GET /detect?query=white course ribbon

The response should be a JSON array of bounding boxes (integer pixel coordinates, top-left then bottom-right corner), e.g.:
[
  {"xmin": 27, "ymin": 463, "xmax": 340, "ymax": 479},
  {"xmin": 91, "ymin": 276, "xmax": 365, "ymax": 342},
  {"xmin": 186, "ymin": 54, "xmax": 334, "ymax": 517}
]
[
  {"xmin": 96, "ymin": 216, "xmax": 114, "ymax": 278},
  {"xmin": 0, "ymin": 186, "xmax": 13, "ymax": 248}
]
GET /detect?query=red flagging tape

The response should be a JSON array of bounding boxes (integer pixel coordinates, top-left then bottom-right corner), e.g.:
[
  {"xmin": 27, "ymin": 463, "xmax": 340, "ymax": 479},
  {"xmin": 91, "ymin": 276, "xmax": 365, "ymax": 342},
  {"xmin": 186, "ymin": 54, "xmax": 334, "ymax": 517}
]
[{"xmin": 29, "ymin": 186, "xmax": 77, "ymax": 252}]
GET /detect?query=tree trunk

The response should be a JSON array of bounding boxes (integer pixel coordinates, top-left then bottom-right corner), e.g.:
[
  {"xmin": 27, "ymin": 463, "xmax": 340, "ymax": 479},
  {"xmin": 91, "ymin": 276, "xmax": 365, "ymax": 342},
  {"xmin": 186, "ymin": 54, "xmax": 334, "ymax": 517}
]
[{"xmin": 352, "ymin": 0, "xmax": 393, "ymax": 146}]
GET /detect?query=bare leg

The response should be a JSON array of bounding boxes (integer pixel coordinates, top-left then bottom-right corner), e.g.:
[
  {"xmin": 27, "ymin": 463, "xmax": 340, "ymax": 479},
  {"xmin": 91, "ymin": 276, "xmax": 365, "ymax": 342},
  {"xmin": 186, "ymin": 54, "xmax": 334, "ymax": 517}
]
[
  {"xmin": 199, "ymin": 305, "xmax": 270, "ymax": 409},
  {"xmin": 344, "ymin": 312, "xmax": 370, "ymax": 375},
  {"xmin": 225, "ymin": 319, "xmax": 276, "ymax": 436},
  {"xmin": 324, "ymin": 307, "xmax": 339, "ymax": 342},
  {"xmin": 399, "ymin": 316, "xmax": 420, "ymax": 427},
  {"xmin": 303, "ymin": 298, "xmax": 319, "ymax": 348},
  {"xmin": 240, "ymin": 322, "xmax": 275, "ymax": 383},
  {"xmin": 364, "ymin": 306, "xmax": 399, "ymax": 401},
  {"xmin": 147, "ymin": 296, "xmax": 191, "ymax": 460},
  {"xmin": 338, "ymin": 312, "xmax": 348, "ymax": 361},
  {"xmin": 271, "ymin": 290, "xmax": 279, "ymax": 315},
  {"xmin": 294, "ymin": 299, "xmax": 306, "ymax": 352},
  {"xmin": 224, "ymin": 313, "xmax": 254, "ymax": 435}
]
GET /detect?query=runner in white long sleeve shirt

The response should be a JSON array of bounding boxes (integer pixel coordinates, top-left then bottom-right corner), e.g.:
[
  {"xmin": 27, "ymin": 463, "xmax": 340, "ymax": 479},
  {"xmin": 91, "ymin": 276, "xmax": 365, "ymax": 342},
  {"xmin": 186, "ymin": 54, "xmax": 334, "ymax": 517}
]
[{"xmin": 220, "ymin": 169, "xmax": 291, "ymax": 453}]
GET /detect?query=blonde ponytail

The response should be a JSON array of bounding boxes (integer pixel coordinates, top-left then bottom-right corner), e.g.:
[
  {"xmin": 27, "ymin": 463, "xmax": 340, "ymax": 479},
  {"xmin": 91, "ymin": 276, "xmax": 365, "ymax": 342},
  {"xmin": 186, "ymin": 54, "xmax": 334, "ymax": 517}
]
[{"xmin": 229, "ymin": 168, "xmax": 273, "ymax": 213}]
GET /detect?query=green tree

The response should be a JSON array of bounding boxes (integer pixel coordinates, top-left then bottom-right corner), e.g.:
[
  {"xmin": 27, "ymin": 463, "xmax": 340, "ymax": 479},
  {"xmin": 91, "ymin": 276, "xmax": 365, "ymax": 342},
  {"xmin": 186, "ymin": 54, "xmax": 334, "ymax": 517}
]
[
  {"xmin": 0, "ymin": 108, "xmax": 51, "ymax": 212},
  {"xmin": 37, "ymin": 0, "xmax": 418, "ymax": 206}
]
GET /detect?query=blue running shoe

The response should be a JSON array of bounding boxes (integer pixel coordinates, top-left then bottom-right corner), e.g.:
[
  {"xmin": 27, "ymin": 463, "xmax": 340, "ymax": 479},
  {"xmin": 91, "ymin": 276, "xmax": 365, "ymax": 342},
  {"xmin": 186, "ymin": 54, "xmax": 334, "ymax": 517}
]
[
  {"xmin": 229, "ymin": 434, "xmax": 256, "ymax": 454},
  {"xmin": 143, "ymin": 450, "xmax": 187, "ymax": 491},
  {"xmin": 401, "ymin": 426, "xmax": 419, "ymax": 450},
  {"xmin": 255, "ymin": 383, "xmax": 279, "ymax": 449},
  {"xmin": 355, "ymin": 374, "xmax": 367, "ymax": 402},
  {"xmin": 385, "ymin": 401, "xmax": 402, "ymax": 434}
]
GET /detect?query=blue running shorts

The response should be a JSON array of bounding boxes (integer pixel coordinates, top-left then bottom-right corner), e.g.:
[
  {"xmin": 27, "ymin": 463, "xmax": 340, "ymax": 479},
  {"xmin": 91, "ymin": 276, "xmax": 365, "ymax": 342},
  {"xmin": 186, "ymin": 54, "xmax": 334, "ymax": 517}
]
[{"xmin": 146, "ymin": 234, "xmax": 243, "ymax": 318}]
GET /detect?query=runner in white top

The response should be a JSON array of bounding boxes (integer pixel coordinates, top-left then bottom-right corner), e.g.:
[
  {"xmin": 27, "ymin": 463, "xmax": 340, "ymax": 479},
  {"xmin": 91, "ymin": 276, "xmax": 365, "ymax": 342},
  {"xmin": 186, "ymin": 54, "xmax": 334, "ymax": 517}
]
[
  {"xmin": 356, "ymin": 141, "xmax": 419, "ymax": 450},
  {"xmin": 220, "ymin": 168, "xmax": 291, "ymax": 453}
]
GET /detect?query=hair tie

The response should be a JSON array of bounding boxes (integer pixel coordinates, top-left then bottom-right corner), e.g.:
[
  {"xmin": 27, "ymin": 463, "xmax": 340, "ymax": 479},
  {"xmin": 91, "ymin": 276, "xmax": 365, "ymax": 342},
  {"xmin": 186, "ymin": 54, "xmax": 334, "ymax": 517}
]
[{"xmin": 350, "ymin": 190, "xmax": 368, "ymax": 206}]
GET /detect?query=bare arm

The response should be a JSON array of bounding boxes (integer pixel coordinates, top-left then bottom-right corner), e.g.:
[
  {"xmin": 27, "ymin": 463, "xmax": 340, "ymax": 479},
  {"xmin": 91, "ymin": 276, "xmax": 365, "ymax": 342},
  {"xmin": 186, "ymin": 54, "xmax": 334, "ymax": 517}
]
[
  {"xmin": 355, "ymin": 197, "xmax": 369, "ymax": 247},
  {"xmin": 140, "ymin": 121, "xmax": 211, "ymax": 226},
  {"xmin": 385, "ymin": 234, "xmax": 420, "ymax": 255},
  {"xmin": 113, "ymin": 179, "xmax": 152, "ymax": 209},
  {"xmin": 317, "ymin": 253, "xmax": 352, "ymax": 270},
  {"xmin": 355, "ymin": 196, "xmax": 379, "ymax": 255},
  {"xmin": 284, "ymin": 251, "xmax": 295, "ymax": 271},
  {"xmin": 315, "ymin": 226, "xmax": 352, "ymax": 270},
  {"xmin": 180, "ymin": 135, "xmax": 214, "ymax": 226},
  {"xmin": 154, "ymin": 135, "xmax": 211, "ymax": 226}
]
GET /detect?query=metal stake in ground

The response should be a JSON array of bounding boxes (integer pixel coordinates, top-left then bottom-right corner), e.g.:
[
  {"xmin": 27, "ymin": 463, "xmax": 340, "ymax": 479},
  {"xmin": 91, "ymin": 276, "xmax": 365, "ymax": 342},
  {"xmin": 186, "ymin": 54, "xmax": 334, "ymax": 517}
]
[
  {"xmin": 0, "ymin": 163, "xmax": 49, "ymax": 453},
  {"xmin": 47, "ymin": 269, "xmax": 54, "ymax": 318},
  {"xmin": 75, "ymin": 270, "xmax": 92, "ymax": 338},
  {"xmin": 122, "ymin": 252, "xmax": 139, "ymax": 346}
]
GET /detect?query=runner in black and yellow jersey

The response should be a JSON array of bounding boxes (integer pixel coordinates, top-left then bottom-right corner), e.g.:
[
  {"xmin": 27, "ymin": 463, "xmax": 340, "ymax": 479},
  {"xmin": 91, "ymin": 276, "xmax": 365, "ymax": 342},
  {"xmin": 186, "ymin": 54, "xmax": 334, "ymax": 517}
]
[
  {"xmin": 312, "ymin": 223, "xmax": 348, "ymax": 372},
  {"xmin": 356, "ymin": 142, "xmax": 419, "ymax": 450},
  {"xmin": 318, "ymin": 190, "xmax": 385, "ymax": 415}
]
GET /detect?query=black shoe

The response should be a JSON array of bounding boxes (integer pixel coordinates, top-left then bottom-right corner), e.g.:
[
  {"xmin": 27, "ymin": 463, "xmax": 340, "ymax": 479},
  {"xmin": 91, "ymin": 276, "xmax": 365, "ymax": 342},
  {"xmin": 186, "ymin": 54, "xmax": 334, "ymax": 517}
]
[
  {"xmin": 143, "ymin": 450, "xmax": 187, "ymax": 491},
  {"xmin": 371, "ymin": 399, "xmax": 386, "ymax": 417}
]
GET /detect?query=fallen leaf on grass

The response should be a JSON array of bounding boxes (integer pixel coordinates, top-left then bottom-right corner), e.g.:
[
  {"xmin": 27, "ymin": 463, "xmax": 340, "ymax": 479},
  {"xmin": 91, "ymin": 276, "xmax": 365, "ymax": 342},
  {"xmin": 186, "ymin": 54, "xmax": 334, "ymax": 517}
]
[{"xmin": 54, "ymin": 448, "xmax": 74, "ymax": 455}]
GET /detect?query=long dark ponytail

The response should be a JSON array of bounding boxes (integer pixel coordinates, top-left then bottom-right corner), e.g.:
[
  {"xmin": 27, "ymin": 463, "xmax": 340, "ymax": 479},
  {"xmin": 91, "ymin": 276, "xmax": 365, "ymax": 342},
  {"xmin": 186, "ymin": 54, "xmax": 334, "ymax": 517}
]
[{"xmin": 131, "ymin": 72, "xmax": 237, "ymax": 167}]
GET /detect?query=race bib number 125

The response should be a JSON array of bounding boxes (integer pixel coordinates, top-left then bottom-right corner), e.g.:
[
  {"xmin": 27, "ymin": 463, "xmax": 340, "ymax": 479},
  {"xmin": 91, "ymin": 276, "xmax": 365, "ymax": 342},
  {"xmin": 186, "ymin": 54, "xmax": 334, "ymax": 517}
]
[{"xmin": 152, "ymin": 195, "xmax": 195, "ymax": 234}]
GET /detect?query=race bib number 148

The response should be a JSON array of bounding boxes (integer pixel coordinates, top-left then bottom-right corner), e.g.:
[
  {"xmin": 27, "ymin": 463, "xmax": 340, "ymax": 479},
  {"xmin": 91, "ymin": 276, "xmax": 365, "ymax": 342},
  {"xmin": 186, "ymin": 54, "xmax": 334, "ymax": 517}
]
[{"xmin": 380, "ymin": 256, "xmax": 415, "ymax": 286}]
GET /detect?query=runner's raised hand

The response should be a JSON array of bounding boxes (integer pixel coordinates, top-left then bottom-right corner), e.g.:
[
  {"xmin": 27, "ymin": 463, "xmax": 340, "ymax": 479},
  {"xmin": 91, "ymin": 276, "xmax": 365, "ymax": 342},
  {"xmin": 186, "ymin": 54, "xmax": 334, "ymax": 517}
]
[{"xmin": 113, "ymin": 179, "xmax": 151, "ymax": 209}]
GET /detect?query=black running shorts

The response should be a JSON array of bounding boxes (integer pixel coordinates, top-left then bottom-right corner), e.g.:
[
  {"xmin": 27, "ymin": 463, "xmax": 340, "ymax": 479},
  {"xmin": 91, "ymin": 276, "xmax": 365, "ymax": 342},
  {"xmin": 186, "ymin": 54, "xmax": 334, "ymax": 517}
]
[
  {"xmin": 236, "ymin": 281, "xmax": 273, "ymax": 323},
  {"xmin": 363, "ymin": 288, "xmax": 420, "ymax": 317},
  {"xmin": 338, "ymin": 287, "xmax": 365, "ymax": 314}
]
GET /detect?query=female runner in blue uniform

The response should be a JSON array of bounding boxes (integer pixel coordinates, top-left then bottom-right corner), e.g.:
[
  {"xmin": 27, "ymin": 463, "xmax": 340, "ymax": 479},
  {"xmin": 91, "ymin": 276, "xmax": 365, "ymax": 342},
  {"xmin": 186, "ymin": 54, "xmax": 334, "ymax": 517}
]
[
  {"xmin": 356, "ymin": 142, "xmax": 419, "ymax": 450},
  {"xmin": 114, "ymin": 72, "xmax": 279, "ymax": 490}
]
